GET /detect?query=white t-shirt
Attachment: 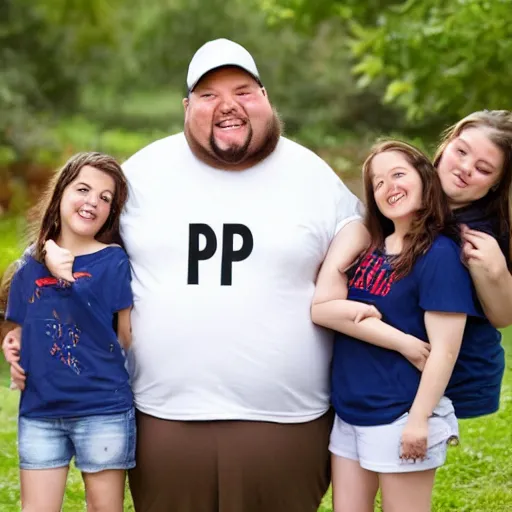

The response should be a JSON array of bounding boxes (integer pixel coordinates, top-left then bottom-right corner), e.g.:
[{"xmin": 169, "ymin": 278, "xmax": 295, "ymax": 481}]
[{"xmin": 121, "ymin": 133, "xmax": 363, "ymax": 422}]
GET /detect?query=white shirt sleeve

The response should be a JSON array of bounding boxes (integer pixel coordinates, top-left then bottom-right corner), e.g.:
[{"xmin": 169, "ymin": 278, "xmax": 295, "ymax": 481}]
[{"xmin": 334, "ymin": 177, "xmax": 365, "ymax": 234}]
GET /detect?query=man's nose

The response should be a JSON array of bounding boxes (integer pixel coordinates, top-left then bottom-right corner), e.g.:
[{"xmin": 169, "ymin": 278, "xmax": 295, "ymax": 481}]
[{"xmin": 218, "ymin": 95, "xmax": 238, "ymax": 113}]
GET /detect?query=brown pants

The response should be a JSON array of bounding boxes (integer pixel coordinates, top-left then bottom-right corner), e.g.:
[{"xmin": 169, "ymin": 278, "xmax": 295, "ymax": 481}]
[{"xmin": 128, "ymin": 410, "xmax": 333, "ymax": 512}]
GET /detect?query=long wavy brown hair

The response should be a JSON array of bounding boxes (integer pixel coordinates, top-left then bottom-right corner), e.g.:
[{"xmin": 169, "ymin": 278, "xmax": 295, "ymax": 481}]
[
  {"xmin": 362, "ymin": 140, "xmax": 451, "ymax": 279},
  {"xmin": 29, "ymin": 152, "xmax": 128, "ymax": 261},
  {"xmin": 1, "ymin": 152, "xmax": 128, "ymax": 316},
  {"xmin": 433, "ymin": 110, "xmax": 512, "ymax": 263}
]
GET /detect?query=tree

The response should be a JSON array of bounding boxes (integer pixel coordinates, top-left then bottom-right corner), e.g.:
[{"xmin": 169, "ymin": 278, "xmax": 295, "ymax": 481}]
[
  {"xmin": 262, "ymin": 0, "xmax": 512, "ymax": 123},
  {"xmin": 0, "ymin": 0, "xmax": 128, "ymax": 159}
]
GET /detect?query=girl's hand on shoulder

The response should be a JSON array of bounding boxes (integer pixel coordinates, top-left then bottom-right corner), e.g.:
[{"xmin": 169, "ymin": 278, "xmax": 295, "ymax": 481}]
[
  {"xmin": 461, "ymin": 226, "xmax": 508, "ymax": 279},
  {"xmin": 353, "ymin": 303, "xmax": 382, "ymax": 323},
  {"xmin": 400, "ymin": 415, "xmax": 428, "ymax": 462},
  {"xmin": 44, "ymin": 240, "xmax": 75, "ymax": 282},
  {"xmin": 2, "ymin": 327, "xmax": 21, "ymax": 364}
]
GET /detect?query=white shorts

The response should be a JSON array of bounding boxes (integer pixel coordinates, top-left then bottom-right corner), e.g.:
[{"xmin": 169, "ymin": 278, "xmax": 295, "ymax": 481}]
[{"xmin": 329, "ymin": 397, "xmax": 458, "ymax": 473}]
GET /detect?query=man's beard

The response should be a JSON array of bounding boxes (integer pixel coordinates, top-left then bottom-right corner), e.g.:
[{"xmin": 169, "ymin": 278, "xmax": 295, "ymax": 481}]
[
  {"xmin": 185, "ymin": 108, "xmax": 283, "ymax": 169},
  {"xmin": 210, "ymin": 124, "xmax": 253, "ymax": 163}
]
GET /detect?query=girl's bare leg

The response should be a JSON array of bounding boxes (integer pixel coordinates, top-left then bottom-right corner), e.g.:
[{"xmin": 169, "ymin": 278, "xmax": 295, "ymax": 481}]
[
  {"xmin": 20, "ymin": 467, "xmax": 68, "ymax": 512},
  {"xmin": 82, "ymin": 469, "xmax": 126, "ymax": 512},
  {"xmin": 331, "ymin": 455, "xmax": 379, "ymax": 512},
  {"xmin": 380, "ymin": 469, "xmax": 436, "ymax": 512}
]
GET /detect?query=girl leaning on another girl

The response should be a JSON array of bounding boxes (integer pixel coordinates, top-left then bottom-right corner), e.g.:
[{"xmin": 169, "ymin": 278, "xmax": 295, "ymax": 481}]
[{"xmin": 313, "ymin": 110, "xmax": 512, "ymax": 512}]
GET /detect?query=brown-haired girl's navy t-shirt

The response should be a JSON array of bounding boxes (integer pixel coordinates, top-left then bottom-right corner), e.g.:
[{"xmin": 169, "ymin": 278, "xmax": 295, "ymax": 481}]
[
  {"xmin": 6, "ymin": 246, "xmax": 133, "ymax": 418},
  {"xmin": 331, "ymin": 235, "xmax": 480, "ymax": 426},
  {"xmin": 447, "ymin": 200, "xmax": 508, "ymax": 418}
]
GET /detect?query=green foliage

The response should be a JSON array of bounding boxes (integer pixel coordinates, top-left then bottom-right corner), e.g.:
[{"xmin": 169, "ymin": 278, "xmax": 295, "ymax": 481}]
[
  {"xmin": 119, "ymin": 0, "xmax": 400, "ymax": 139},
  {"xmin": 0, "ymin": 216, "xmax": 25, "ymax": 278},
  {"xmin": 257, "ymin": 21, "xmax": 401, "ymax": 140},
  {"xmin": 0, "ymin": 0, "xmax": 137, "ymax": 160},
  {"xmin": 349, "ymin": 0, "xmax": 512, "ymax": 121},
  {"xmin": 0, "ymin": 147, "xmax": 16, "ymax": 167},
  {"xmin": 262, "ymin": 0, "xmax": 512, "ymax": 123},
  {"xmin": 1, "ymin": 0, "xmax": 407, "ymax": 208},
  {"xmin": 261, "ymin": 0, "xmax": 400, "ymax": 29},
  {"xmin": 80, "ymin": 88, "xmax": 184, "ymax": 133},
  {"xmin": 4, "ymin": 0, "xmax": 510, "ymax": 206}
]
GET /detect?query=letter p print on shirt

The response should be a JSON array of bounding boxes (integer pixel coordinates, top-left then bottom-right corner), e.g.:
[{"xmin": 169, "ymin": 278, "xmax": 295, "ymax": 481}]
[{"xmin": 188, "ymin": 223, "xmax": 254, "ymax": 286}]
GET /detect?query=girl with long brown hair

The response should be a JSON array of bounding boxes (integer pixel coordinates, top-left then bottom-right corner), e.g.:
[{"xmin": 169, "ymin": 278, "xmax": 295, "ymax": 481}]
[
  {"xmin": 312, "ymin": 141, "xmax": 480, "ymax": 512},
  {"xmin": 1, "ymin": 152, "xmax": 134, "ymax": 512},
  {"xmin": 433, "ymin": 110, "xmax": 512, "ymax": 419},
  {"xmin": 315, "ymin": 110, "xmax": 512, "ymax": 425}
]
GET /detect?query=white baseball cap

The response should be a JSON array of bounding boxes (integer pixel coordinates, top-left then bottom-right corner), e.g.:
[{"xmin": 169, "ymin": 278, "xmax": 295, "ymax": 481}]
[{"xmin": 187, "ymin": 38, "xmax": 261, "ymax": 92}]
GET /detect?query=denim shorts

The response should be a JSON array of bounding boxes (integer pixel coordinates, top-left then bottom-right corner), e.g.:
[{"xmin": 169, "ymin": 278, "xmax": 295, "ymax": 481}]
[{"xmin": 18, "ymin": 407, "xmax": 136, "ymax": 473}]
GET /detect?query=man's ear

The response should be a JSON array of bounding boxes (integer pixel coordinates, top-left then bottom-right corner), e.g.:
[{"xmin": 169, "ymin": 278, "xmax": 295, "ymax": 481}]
[
  {"xmin": 183, "ymin": 97, "xmax": 189, "ymax": 112},
  {"xmin": 261, "ymin": 87, "xmax": 267, "ymax": 97}
]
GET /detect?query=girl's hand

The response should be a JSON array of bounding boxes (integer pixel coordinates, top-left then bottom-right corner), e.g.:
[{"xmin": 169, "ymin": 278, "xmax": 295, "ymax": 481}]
[
  {"xmin": 2, "ymin": 327, "xmax": 21, "ymax": 364},
  {"xmin": 44, "ymin": 240, "xmax": 75, "ymax": 282},
  {"xmin": 10, "ymin": 363, "xmax": 26, "ymax": 391},
  {"xmin": 461, "ymin": 226, "xmax": 508, "ymax": 279},
  {"xmin": 399, "ymin": 336, "xmax": 431, "ymax": 372},
  {"xmin": 2, "ymin": 327, "xmax": 25, "ymax": 389},
  {"xmin": 353, "ymin": 303, "xmax": 382, "ymax": 323},
  {"xmin": 400, "ymin": 416, "xmax": 428, "ymax": 462}
]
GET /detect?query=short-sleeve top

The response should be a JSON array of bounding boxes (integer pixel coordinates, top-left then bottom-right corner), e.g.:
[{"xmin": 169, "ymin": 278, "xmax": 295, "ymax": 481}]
[
  {"xmin": 445, "ymin": 200, "xmax": 508, "ymax": 418},
  {"xmin": 120, "ymin": 133, "xmax": 363, "ymax": 423},
  {"xmin": 6, "ymin": 246, "xmax": 133, "ymax": 418},
  {"xmin": 331, "ymin": 235, "xmax": 481, "ymax": 426}
]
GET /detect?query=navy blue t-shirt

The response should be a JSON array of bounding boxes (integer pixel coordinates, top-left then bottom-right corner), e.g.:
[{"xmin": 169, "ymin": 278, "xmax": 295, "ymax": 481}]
[
  {"xmin": 331, "ymin": 235, "xmax": 481, "ymax": 427},
  {"xmin": 6, "ymin": 246, "xmax": 134, "ymax": 418},
  {"xmin": 446, "ymin": 201, "xmax": 508, "ymax": 418},
  {"xmin": 452, "ymin": 198, "xmax": 510, "ymax": 267}
]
